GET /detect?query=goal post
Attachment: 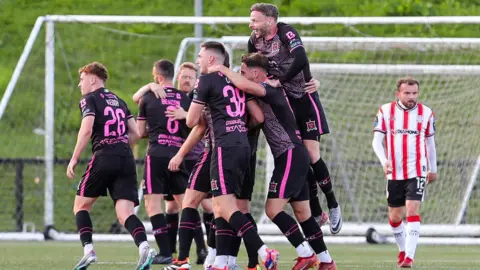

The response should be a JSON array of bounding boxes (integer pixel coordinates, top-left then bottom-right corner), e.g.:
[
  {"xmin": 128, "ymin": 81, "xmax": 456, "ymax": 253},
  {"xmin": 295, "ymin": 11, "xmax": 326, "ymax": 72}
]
[{"xmin": 1, "ymin": 15, "xmax": 480, "ymax": 244}]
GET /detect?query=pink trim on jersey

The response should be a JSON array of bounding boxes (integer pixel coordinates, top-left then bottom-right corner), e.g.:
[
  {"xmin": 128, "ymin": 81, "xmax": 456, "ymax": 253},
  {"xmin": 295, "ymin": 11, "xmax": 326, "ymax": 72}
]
[
  {"xmin": 279, "ymin": 149, "xmax": 293, "ymax": 198},
  {"xmin": 389, "ymin": 102, "xmax": 397, "ymax": 180},
  {"xmin": 217, "ymin": 147, "xmax": 227, "ymax": 195},
  {"xmin": 402, "ymin": 110, "xmax": 409, "ymax": 180},
  {"xmin": 80, "ymin": 156, "xmax": 95, "ymax": 196},
  {"xmin": 284, "ymin": 90, "xmax": 296, "ymax": 120},
  {"xmin": 189, "ymin": 149, "xmax": 209, "ymax": 189},
  {"xmin": 416, "ymin": 104, "xmax": 424, "ymax": 177},
  {"xmin": 307, "ymin": 93, "xmax": 323, "ymax": 134},
  {"xmin": 146, "ymin": 155, "xmax": 152, "ymax": 194}
]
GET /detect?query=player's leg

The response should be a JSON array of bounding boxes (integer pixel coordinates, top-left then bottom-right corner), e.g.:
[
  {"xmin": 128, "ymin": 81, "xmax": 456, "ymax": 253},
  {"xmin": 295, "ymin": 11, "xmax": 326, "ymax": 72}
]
[
  {"xmin": 143, "ymin": 156, "xmax": 172, "ymax": 264},
  {"xmin": 72, "ymin": 155, "xmax": 105, "ymax": 270},
  {"xmin": 308, "ymin": 168, "xmax": 328, "ymax": 227},
  {"xmin": 164, "ymin": 196, "xmax": 179, "ymax": 255},
  {"xmin": 265, "ymin": 147, "xmax": 318, "ymax": 270},
  {"xmin": 292, "ymin": 92, "xmax": 342, "ymax": 234},
  {"xmin": 387, "ymin": 180, "xmax": 407, "ymax": 267},
  {"xmin": 113, "ymin": 155, "xmax": 155, "ymax": 270},
  {"xmin": 166, "ymin": 152, "xmax": 211, "ymax": 270},
  {"xmin": 212, "ymin": 146, "xmax": 278, "ymax": 270},
  {"xmin": 400, "ymin": 177, "xmax": 426, "ymax": 268},
  {"xmin": 290, "ymin": 184, "xmax": 335, "ymax": 269},
  {"xmin": 201, "ymin": 197, "xmax": 214, "ymax": 238}
]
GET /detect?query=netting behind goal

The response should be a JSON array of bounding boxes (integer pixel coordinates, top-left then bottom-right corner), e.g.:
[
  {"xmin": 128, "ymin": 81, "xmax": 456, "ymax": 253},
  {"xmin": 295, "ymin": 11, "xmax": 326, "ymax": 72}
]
[{"xmin": 1, "ymin": 18, "xmax": 479, "ymax": 239}]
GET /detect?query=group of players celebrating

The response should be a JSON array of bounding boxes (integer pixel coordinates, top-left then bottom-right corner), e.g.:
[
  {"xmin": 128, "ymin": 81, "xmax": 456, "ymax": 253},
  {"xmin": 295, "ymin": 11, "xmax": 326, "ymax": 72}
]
[{"xmin": 67, "ymin": 2, "xmax": 438, "ymax": 270}]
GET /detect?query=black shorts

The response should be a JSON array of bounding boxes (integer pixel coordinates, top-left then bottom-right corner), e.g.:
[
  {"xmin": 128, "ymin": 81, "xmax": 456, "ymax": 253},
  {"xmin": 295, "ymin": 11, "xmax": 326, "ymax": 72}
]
[
  {"xmin": 386, "ymin": 177, "xmax": 426, "ymax": 207},
  {"xmin": 210, "ymin": 146, "xmax": 250, "ymax": 198},
  {"xmin": 77, "ymin": 154, "xmax": 139, "ymax": 206},
  {"xmin": 143, "ymin": 156, "xmax": 188, "ymax": 196},
  {"xmin": 237, "ymin": 151, "xmax": 257, "ymax": 200},
  {"xmin": 288, "ymin": 92, "xmax": 330, "ymax": 141},
  {"xmin": 188, "ymin": 149, "xmax": 212, "ymax": 194},
  {"xmin": 268, "ymin": 146, "xmax": 310, "ymax": 201}
]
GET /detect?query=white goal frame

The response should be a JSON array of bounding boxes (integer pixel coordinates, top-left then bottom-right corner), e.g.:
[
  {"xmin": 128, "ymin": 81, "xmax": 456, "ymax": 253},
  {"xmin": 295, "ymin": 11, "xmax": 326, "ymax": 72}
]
[{"xmin": 1, "ymin": 15, "xmax": 480, "ymax": 244}]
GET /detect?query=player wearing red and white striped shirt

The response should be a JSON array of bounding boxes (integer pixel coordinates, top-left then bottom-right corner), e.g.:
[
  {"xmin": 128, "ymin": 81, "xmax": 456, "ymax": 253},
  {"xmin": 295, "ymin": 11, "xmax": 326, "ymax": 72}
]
[{"xmin": 372, "ymin": 77, "xmax": 437, "ymax": 268}]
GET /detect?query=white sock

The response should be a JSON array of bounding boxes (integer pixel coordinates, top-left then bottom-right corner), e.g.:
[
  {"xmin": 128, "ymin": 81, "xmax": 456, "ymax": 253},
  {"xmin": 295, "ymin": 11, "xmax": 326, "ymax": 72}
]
[
  {"xmin": 406, "ymin": 216, "xmax": 421, "ymax": 259},
  {"xmin": 213, "ymin": 255, "xmax": 228, "ymax": 268},
  {"xmin": 206, "ymin": 247, "xmax": 216, "ymax": 265},
  {"xmin": 296, "ymin": 241, "xmax": 314, "ymax": 257},
  {"xmin": 83, "ymin": 243, "xmax": 94, "ymax": 255},
  {"xmin": 317, "ymin": 250, "xmax": 332, "ymax": 263},
  {"xmin": 390, "ymin": 220, "xmax": 406, "ymax": 252},
  {"xmin": 257, "ymin": 244, "xmax": 269, "ymax": 262},
  {"xmin": 138, "ymin": 241, "xmax": 149, "ymax": 256},
  {"xmin": 228, "ymin": 256, "xmax": 237, "ymax": 265}
]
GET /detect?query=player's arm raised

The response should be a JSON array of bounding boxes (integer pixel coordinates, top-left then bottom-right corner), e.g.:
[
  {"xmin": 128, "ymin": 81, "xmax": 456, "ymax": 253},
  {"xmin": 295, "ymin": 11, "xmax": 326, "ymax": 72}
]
[
  {"xmin": 169, "ymin": 116, "xmax": 207, "ymax": 171},
  {"xmin": 208, "ymin": 65, "xmax": 266, "ymax": 97},
  {"xmin": 132, "ymin": 83, "xmax": 166, "ymax": 104}
]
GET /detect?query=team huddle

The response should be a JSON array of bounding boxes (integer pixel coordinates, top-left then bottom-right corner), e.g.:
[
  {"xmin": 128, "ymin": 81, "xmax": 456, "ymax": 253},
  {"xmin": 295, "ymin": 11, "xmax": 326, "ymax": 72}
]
[{"xmin": 66, "ymin": 3, "xmax": 437, "ymax": 270}]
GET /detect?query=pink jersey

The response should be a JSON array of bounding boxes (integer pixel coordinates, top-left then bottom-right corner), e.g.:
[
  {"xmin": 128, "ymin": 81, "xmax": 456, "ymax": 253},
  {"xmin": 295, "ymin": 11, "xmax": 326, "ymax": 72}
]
[{"xmin": 374, "ymin": 101, "xmax": 435, "ymax": 180}]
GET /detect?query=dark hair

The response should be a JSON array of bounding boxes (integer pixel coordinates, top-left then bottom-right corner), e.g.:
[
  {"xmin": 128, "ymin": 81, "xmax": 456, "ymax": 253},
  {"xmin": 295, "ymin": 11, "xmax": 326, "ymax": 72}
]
[
  {"xmin": 241, "ymin": 53, "xmax": 269, "ymax": 72},
  {"xmin": 396, "ymin": 76, "xmax": 420, "ymax": 91},
  {"xmin": 78, "ymin": 61, "xmax": 108, "ymax": 81},
  {"xmin": 223, "ymin": 50, "xmax": 230, "ymax": 68},
  {"xmin": 153, "ymin": 59, "xmax": 175, "ymax": 80},
  {"xmin": 201, "ymin": 41, "xmax": 226, "ymax": 58},
  {"xmin": 250, "ymin": 3, "xmax": 279, "ymax": 20}
]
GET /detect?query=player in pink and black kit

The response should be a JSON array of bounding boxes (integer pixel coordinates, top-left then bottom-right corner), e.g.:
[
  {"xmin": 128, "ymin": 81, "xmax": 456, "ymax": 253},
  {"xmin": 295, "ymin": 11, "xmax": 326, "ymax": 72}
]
[
  {"xmin": 136, "ymin": 60, "xmax": 191, "ymax": 265},
  {"xmin": 186, "ymin": 41, "xmax": 279, "ymax": 270},
  {"xmin": 248, "ymin": 3, "xmax": 341, "ymax": 233},
  {"xmin": 68, "ymin": 62, "xmax": 155, "ymax": 270},
  {"xmin": 209, "ymin": 53, "xmax": 337, "ymax": 270}
]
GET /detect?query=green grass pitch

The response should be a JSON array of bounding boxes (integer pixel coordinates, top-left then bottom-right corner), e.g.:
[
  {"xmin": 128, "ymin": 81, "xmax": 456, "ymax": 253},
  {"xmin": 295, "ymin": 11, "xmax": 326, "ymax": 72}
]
[{"xmin": 1, "ymin": 242, "xmax": 479, "ymax": 269}]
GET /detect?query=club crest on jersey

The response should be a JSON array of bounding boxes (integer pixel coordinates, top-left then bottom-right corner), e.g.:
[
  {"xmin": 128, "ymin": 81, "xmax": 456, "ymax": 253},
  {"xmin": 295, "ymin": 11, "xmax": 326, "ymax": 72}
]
[
  {"xmin": 271, "ymin": 41, "xmax": 280, "ymax": 54},
  {"xmin": 269, "ymin": 182, "xmax": 278, "ymax": 193},
  {"xmin": 306, "ymin": 120, "xmax": 317, "ymax": 132},
  {"xmin": 211, "ymin": 179, "xmax": 219, "ymax": 191}
]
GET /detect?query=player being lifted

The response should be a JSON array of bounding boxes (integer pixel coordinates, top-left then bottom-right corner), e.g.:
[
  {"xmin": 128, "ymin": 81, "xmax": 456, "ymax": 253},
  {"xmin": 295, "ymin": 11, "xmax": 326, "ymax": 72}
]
[
  {"xmin": 132, "ymin": 62, "xmax": 212, "ymax": 264},
  {"xmin": 209, "ymin": 53, "xmax": 337, "ymax": 270},
  {"xmin": 187, "ymin": 41, "xmax": 279, "ymax": 270},
  {"xmin": 248, "ymin": 3, "xmax": 342, "ymax": 233},
  {"xmin": 372, "ymin": 77, "xmax": 437, "ymax": 268},
  {"xmin": 67, "ymin": 62, "xmax": 155, "ymax": 270}
]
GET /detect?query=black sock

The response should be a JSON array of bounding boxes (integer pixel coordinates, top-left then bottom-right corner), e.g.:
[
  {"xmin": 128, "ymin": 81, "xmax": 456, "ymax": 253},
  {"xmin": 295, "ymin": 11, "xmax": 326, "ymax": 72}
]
[
  {"xmin": 230, "ymin": 235, "xmax": 242, "ymax": 258},
  {"xmin": 166, "ymin": 213, "xmax": 179, "ymax": 254},
  {"xmin": 272, "ymin": 211, "xmax": 305, "ymax": 248},
  {"xmin": 312, "ymin": 158, "xmax": 338, "ymax": 208},
  {"xmin": 194, "ymin": 222, "xmax": 207, "ymax": 253},
  {"xmin": 178, "ymin": 208, "xmax": 200, "ymax": 261},
  {"xmin": 300, "ymin": 216, "xmax": 327, "ymax": 254},
  {"xmin": 228, "ymin": 211, "xmax": 264, "ymax": 253},
  {"xmin": 76, "ymin": 210, "xmax": 93, "ymax": 247},
  {"xmin": 308, "ymin": 168, "xmax": 324, "ymax": 217},
  {"xmin": 207, "ymin": 218, "xmax": 216, "ymax": 248},
  {"xmin": 203, "ymin": 212, "xmax": 214, "ymax": 238},
  {"xmin": 244, "ymin": 213, "xmax": 259, "ymax": 268},
  {"xmin": 150, "ymin": 213, "xmax": 171, "ymax": 256},
  {"xmin": 124, "ymin": 214, "xmax": 147, "ymax": 247},
  {"xmin": 215, "ymin": 218, "xmax": 234, "ymax": 257}
]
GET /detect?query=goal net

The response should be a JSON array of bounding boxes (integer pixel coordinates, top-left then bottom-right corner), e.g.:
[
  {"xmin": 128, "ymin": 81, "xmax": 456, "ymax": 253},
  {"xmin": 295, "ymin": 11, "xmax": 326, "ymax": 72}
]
[{"xmin": 1, "ymin": 16, "xmax": 479, "ymax": 243}]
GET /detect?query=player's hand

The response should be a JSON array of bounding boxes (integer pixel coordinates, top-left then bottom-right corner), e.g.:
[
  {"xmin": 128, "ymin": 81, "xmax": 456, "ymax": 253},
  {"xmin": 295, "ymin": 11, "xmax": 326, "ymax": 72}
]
[
  {"xmin": 208, "ymin": 65, "xmax": 225, "ymax": 74},
  {"xmin": 67, "ymin": 159, "xmax": 78, "ymax": 180},
  {"xmin": 383, "ymin": 161, "xmax": 393, "ymax": 175},
  {"xmin": 165, "ymin": 106, "xmax": 187, "ymax": 120},
  {"xmin": 265, "ymin": 79, "xmax": 281, "ymax": 88},
  {"xmin": 304, "ymin": 78, "xmax": 320, "ymax": 94},
  {"xmin": 149, "ymin": 83, "xmax": 166, "ymax": 99},
  {"xmin": 427, "ymin": 172, "xmax": 437, "ymax": 184},
  {"xmin": 168, "ymin": 154, "xmax": 184, "ymax": 172}
]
